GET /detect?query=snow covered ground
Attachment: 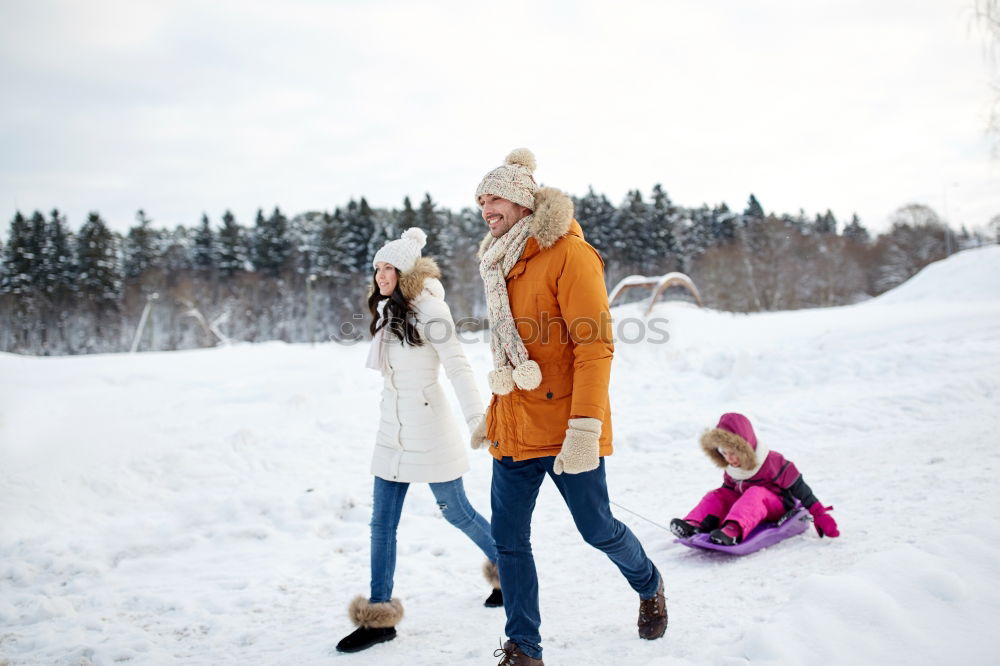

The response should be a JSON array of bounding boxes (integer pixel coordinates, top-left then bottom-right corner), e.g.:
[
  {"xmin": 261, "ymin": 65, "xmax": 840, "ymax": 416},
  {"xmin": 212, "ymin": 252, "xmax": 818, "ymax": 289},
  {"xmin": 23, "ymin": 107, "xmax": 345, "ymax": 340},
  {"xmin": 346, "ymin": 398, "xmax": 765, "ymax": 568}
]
[{"xmin": 2, "ymin": 246, "xmax": 1000, "ymax": 665}]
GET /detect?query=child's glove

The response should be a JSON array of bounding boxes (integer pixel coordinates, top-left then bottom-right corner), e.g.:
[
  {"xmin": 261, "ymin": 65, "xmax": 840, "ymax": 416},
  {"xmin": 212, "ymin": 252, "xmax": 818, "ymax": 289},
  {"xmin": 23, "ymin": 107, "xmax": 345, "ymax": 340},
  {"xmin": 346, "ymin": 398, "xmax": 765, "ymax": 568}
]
[
  {"xmin": 468, "ymin": 415, "xmax": 490, "ymax": 450},
  {"xmin": 553, "ymin": 418, "xmax": 601, "ymax": 475},
  {"xmin": 808, "ymin": 504, "xmax": 839, "ymax": 538}
]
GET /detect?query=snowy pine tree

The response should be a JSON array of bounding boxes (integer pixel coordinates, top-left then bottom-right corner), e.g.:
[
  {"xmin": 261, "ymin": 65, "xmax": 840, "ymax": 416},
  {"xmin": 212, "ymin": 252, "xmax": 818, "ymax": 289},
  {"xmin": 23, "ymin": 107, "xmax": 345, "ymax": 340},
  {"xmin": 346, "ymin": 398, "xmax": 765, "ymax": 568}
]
[
  {"xmin": 2, "ymin": 212, "xmax": 35, "ymax": 295},
  {"xmin": 681, "ymin": 205, "xmax": 716, "ymax": 272},
  {"xmin": 399, "ymin": 196, "xmax": 417, "ymax": 231},
  {"xmin": 649, "ymin": 185, "xmax": 680, "ymax": 272},
  {"xmin": 76, "ymin": 212, "xmax": 122, "ymax": 307},
  {"xmin": 575, "ymin": 187, "xmax": 617, "ymax": 258},
  {"xmin": 813, "ymin": 210, "xmax": 838, "ymax": 235},
  {"xmin": 294, "ymin": 214, "xmax": 312, "ymax": 279},
  {"xmin": 842, "ymin": 214, "xmax": 870, "ymax": 243},
  {"xmin": 27, "ymin": 211, "xmax": 48, "ymax": 290},
  {"xmin": 436, "ymin": 207, "xmax": 485, "ymax": 318},
  {"xmin": 216, "ymin": 210, "xmax": 247, "ymax": 276},
  {"xmin": 339, "ymin": 199, "xmax": 376, "ymax": 275},
  {"xmin": 612, "ymin": 190, "xmax": 648, "ymax": 275},
  {"xmin": 416, "ymin": 194, "xmax": 443, "ymax": 259},
  {"xmin": 458, "ymin": 206, "xmax": 485, "ymax": 244},
  {"xmin": 312, "ymin": 210, "xmax": 344, "ymax": 279},
  {"xmin": 250, "ymin": 209, "xmax": 266, "ymax": 272},
  {"xmin": 252, "ymin": 207, "xmax": 292, "ymax": 276},
  {"xmin": 744, "ymin": 194, "xmax": 765, "ymax": 219},
  {"xmin": 157, "ymin": 226, "xmax": 194, "ymax": 274},
  {"xmin": 192, "ymin": 214, "xmax": 216, "ymax": 273},
  {"xmin": 358, "ymin": 198, "xmax": 379, "ymax": 273},
  {"xmin": 433, "ymin": 208, "xmax": 461, "ymax": 276},
  {"xmin": 39, "ymin": 209, "xmax": 75, "ymax": 299},
  {"xmin": 123, "ymin": 210, "xmax": 156, "ymax": 278},
  {"xmin": 370, "ymin": 196, "xmax": 410, "ymax": 252},
  {"xmin": 369, "ymin": 207, "xmax": 398, "ymax": 262},
  {"xmin": 716, "ymin": 204, "xmax": 738, "ymax": 243}
]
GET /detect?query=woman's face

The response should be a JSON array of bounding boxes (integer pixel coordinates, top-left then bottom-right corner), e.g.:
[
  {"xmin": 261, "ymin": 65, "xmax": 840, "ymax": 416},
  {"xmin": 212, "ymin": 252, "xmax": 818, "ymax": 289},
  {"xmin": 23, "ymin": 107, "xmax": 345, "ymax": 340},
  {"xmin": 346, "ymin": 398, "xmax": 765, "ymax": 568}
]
[{"xmin": 374, "ymin": 262, "xmax": 398, "ymax": 297}]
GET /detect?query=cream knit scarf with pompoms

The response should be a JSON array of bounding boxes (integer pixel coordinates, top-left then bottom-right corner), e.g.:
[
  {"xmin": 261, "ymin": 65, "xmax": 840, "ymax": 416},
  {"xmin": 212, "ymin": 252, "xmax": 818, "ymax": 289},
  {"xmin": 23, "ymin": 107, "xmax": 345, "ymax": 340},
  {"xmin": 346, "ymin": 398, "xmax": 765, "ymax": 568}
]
[{"xmin": 478, "ymin": 217, "xmax": 541, "ymax": 395}]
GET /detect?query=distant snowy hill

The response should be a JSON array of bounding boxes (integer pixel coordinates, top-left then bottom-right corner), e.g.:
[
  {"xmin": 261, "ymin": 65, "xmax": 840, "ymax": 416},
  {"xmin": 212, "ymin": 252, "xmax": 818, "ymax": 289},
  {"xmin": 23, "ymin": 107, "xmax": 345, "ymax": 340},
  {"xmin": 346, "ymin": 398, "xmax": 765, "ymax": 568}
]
[
  {"xmin": 1, "ymin": 246, "xmax": 999, "ymax": 665},
  {"xmin": 871, "ymin": 244, "xmax": 1000, "ymax": 304}
]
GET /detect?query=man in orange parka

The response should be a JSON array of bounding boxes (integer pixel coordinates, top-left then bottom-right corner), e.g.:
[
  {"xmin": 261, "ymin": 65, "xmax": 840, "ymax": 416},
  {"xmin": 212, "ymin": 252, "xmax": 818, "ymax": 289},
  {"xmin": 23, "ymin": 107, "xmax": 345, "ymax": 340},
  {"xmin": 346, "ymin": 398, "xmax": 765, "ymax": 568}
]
[{"xmin": 470, "ymin": 149, "xmax": 667, "ymax": 665}]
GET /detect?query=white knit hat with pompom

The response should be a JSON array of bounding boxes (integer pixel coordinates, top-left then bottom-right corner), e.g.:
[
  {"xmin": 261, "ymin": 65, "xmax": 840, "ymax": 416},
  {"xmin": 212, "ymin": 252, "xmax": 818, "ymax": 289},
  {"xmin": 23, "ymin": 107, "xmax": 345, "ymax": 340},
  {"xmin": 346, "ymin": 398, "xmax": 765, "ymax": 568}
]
[
  {"xmin": 475, "ymin": 148, "xmax": 539, "ymax": 210},
  {"xmin": 372, "ymin": 227, "xmax": 427, "ymax": 273}
]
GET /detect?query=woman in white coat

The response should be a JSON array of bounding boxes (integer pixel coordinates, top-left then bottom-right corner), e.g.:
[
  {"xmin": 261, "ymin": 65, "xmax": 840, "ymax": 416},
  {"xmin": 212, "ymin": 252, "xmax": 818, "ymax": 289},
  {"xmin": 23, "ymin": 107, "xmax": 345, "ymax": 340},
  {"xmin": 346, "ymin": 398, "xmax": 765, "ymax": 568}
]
[{"xmin": 337, "ymin": 228, "xmax": 500, "ymax": 654}]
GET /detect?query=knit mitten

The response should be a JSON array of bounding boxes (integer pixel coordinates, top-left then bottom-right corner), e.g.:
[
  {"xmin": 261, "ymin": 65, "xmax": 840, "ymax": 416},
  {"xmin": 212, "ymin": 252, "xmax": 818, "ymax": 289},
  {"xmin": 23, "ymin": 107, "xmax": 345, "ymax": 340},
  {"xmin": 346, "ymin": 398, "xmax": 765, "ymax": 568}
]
[
  {"xmin": 553, "ymin": 417, "xmax": 601, "ymax": 475},
  {"xmin": 468, "ymin": 415, "xmax": 490, "ymax": 450}
]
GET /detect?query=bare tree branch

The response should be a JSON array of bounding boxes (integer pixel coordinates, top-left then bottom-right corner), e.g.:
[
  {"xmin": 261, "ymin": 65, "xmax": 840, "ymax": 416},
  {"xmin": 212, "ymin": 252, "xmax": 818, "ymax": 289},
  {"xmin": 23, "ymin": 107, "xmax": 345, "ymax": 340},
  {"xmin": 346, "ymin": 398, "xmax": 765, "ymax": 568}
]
[{"xmin": 976, "ymin": 0, "xmax": 1000, "ymax": 156}]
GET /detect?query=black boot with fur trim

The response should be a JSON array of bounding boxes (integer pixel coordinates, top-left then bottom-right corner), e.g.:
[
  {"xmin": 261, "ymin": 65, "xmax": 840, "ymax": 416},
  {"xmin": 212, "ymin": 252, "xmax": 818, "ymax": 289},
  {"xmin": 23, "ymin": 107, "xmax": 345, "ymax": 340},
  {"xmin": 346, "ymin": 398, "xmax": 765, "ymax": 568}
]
[
  {"xmin": 336, "ymin": 596, "xmax": 403, "ymax": 653},
  {"xmin": 483, "ymin": 560, "xmax": 504, "ymax": 607}
]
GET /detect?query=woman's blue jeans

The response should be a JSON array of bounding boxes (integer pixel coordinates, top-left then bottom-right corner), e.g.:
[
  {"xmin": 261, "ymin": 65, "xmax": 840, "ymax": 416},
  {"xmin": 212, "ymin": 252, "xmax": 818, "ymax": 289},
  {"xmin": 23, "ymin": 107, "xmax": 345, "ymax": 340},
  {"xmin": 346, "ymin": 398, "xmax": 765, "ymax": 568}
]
[{"xmin": 369, "ymin": 475, "xmax": 497, "ymax": 603}]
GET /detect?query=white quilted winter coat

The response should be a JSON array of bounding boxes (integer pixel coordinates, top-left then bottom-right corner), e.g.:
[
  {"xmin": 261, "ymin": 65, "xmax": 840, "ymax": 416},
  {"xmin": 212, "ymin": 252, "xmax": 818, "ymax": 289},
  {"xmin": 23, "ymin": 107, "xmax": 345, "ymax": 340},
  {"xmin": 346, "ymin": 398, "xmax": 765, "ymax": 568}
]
[{"xmin": 371, "ymin": 264, "xmax": 484, "ymax": 483}]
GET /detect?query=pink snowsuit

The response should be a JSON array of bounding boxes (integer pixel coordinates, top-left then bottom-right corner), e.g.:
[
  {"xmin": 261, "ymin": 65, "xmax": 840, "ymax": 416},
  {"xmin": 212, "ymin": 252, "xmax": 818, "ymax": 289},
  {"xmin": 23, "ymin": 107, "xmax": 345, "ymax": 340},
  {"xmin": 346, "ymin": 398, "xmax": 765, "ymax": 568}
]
[{"xmin": 686, "ymin": 413, "xmax": 818, "ymax": 538}]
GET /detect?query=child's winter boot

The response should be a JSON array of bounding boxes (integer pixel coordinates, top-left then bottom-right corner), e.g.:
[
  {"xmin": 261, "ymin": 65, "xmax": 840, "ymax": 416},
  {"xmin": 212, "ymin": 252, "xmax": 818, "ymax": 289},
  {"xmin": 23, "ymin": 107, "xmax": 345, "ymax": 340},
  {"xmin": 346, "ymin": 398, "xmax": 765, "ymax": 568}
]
[
  {"xmin": 669, "ymin": 519, "xmax": 699, "ymax": 538},
  {"xmin": 670, "ymin": 516, "xmax": 719, "ymax": 538},
  {"xmin": 708, "ymin": 521, "xmax": 742, "ymax": 546}
]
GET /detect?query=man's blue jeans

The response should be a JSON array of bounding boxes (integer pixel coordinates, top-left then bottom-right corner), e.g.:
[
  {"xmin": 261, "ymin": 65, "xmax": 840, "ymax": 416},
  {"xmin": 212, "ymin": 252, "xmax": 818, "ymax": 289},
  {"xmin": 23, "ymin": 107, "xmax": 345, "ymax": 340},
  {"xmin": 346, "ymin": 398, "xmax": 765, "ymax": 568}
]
[
  {"xmin": 370, "ymin": 475, "xmax": 497, "ymax": 603},
  {"xmin": 491, "ymin": 456, "xmax": 660, "ymax": 660}
]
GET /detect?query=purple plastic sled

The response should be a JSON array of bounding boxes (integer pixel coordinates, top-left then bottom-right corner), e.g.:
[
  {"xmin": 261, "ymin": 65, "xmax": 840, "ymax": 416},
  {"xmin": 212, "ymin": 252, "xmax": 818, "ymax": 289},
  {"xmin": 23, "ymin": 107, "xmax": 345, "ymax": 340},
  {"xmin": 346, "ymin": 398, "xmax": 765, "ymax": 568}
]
[{"xmin": 675, "ymin": 505, "xmax": 811, "ymax": 555}]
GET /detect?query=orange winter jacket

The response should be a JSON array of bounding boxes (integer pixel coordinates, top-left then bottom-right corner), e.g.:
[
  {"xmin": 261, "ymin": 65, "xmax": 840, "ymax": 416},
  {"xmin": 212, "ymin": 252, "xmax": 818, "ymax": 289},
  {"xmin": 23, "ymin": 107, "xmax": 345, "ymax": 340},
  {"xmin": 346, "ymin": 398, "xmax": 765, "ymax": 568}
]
[{"xmin": 481, "ymin": 188, "xmax": 614, "ymax": 461}]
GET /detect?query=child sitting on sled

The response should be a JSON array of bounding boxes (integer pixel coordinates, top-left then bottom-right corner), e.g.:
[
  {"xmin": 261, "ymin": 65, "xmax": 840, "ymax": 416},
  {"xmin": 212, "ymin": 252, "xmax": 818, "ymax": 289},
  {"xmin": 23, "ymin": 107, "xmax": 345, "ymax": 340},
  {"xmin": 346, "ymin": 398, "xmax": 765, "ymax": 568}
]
[{"xmin": 670, "ymin": 412, "xmax": 839, "ymax": 546}]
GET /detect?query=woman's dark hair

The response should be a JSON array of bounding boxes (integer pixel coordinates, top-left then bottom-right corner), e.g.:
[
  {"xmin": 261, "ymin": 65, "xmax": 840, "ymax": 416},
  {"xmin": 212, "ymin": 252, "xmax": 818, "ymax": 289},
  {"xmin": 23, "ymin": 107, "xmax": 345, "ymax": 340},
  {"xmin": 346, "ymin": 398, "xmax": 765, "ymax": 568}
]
[{"xmin": 367, "ymin": 270, "xmax": 423, "ymax": 346}]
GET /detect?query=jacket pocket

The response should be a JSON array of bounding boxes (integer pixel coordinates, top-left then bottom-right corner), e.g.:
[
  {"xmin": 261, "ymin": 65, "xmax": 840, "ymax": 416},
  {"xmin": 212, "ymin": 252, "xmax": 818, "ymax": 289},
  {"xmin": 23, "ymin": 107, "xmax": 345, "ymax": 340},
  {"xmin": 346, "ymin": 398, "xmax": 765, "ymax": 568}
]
[
  {"xmin": 521, "ymin": 363, "xmax": 573, "ymax": 444},
  {"xmin": 421, "ymin": 384, "xmax": 448, "ymax": 418}
]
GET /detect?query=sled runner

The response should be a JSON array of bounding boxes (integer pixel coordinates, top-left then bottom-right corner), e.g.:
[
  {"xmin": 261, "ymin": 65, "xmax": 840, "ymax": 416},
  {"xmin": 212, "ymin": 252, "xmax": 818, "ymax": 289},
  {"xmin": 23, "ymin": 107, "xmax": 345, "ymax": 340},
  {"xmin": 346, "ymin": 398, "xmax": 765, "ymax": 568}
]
[{"xmin": 674, "ymin": 504, "xmax": 810, "ymax": 555}]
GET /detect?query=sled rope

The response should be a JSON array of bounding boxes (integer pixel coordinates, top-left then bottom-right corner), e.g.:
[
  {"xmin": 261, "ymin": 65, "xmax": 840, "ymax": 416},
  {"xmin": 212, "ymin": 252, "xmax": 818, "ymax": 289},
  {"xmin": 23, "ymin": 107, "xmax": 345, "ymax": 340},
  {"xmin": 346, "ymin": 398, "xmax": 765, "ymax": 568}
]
[
  {"xmin": 611, "ymin": 500, "xmax": 815, "ymax": 538},
  {"xmin": 609, "ymin": 500, "xmax": 674, "ymax": 533}
]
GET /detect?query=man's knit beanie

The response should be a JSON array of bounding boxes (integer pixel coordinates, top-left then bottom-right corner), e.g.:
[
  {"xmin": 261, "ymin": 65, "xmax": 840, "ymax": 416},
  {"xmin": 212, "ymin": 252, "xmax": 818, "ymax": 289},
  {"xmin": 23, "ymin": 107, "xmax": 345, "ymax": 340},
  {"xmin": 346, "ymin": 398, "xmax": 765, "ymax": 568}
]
[{"xmin": 475, "ymin": 148, "xmax": 539, "ymax": 210}]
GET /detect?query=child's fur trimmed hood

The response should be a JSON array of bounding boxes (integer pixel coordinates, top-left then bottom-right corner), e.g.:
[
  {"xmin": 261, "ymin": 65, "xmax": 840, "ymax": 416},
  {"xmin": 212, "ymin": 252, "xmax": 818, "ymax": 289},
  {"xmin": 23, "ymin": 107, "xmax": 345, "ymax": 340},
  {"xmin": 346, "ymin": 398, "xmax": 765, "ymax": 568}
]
[
  {"xmin": 699, "ymin": 412, "xmax": 761, "ymax": 470},
  {"xmin": 700, "ymin": 427, "xmax": 758, "ymax": 470}
]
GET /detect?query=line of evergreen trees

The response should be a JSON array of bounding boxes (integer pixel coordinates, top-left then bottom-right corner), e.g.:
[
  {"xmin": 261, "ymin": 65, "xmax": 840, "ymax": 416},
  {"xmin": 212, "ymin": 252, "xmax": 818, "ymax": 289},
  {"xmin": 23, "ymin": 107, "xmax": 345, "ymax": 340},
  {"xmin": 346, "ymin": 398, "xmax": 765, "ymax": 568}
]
[{"xmin": 0, "ymin": 187, "xmax": 990, "ymax": 355}]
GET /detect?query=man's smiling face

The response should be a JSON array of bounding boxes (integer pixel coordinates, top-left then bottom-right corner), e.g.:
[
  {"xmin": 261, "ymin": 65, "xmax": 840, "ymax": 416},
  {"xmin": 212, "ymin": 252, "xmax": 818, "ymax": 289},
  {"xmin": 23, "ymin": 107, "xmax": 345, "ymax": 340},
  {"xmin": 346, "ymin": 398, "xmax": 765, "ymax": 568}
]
[{"xmin": 479, "ymin": 194, "xmax": 533, "ymax": 238}]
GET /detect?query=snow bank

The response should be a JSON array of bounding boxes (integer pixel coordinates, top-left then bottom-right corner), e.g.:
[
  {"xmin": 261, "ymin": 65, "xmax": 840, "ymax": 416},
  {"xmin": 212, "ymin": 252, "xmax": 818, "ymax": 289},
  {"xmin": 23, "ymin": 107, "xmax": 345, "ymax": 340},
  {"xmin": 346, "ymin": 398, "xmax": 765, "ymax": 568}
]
[
  {"xmin": 873, "ymin": 245, "xmax": 1000, "ymax": 304},
  {"xmin": 717, "ymin": 526, "xmax": 1000, "ymax": 665}
]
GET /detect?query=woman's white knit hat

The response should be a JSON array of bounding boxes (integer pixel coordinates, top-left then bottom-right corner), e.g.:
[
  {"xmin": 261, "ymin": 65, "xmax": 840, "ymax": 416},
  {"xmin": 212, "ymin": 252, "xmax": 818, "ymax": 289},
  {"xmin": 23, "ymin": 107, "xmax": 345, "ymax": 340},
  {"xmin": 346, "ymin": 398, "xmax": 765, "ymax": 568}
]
[
  {"xmin": 475, "ymin": 148, "xmax": 539, "ymax": 210},
  {"xmin": 372, "ymin": 227, "xmax": 427, "ymax": 273}
]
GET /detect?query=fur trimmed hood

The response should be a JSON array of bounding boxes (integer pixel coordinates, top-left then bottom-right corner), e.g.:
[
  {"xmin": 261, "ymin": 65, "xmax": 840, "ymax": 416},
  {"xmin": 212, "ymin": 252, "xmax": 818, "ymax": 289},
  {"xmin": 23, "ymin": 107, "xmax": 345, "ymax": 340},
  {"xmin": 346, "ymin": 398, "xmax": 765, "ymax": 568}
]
[
  {"xmin": 699, "ymin": 412, "xmax": 760, "ymax": 470},
  {"xmin": 476, "ymin": 187, "xmax": 575, "ymax": 259},
  {"xmin": 399, "ymin": 256, "xmax": 443, "ymax": 303}
]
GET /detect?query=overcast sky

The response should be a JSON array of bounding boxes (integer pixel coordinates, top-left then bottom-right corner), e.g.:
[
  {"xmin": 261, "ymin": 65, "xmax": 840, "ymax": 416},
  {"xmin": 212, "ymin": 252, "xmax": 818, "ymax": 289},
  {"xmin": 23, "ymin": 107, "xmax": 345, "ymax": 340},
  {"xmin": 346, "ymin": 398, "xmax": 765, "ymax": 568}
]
[{"xmin": 1, "ymin": 0, "xmax": 997, "ymax": 236}]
